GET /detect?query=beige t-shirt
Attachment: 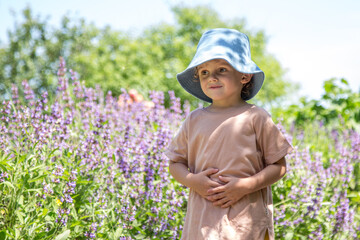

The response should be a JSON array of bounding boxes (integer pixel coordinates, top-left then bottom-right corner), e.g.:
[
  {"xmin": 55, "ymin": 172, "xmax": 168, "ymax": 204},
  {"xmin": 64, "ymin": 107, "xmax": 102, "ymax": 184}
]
[{"xmin": 165, "ymin": 103, "xmax": 293, "ymax": 240}]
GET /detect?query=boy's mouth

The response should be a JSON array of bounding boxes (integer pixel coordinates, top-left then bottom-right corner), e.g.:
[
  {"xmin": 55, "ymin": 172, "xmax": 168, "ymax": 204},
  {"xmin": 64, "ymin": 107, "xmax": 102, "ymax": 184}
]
[{"xmin": 209, "ymin": 85, "xmax": 222, "ymax": 89}]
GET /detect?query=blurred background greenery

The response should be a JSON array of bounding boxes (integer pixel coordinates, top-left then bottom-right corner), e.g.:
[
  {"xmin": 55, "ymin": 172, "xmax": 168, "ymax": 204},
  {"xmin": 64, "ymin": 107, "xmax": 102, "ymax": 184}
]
[
  {"xmin": 0, "ymin": 4, "xmax": 359, "ymax": 130},
  {"xmin": 0, "ymin": 5, "xmax": 291, "ymax": 105}
]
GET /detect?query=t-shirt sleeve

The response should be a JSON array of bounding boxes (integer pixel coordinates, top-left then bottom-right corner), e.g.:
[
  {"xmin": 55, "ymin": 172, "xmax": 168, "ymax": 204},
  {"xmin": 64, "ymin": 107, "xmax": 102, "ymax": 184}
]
[
  {"xmin": 164, "ymin": 117, "xmax": 189, "ymax": 165},
  {"xmin": 254, "ymin": 108, "xmax": 293, "ymax": 165}
]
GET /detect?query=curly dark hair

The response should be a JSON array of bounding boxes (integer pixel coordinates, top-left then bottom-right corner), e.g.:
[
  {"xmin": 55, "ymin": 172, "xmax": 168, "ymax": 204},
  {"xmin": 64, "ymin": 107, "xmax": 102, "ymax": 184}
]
[
  {"xmin": 193, "ymin": 69, "xmax": 200, "ymax": 82},
  {"xmin": 241, "ymin": 77, "xmax": 254, "ymax": 100}
]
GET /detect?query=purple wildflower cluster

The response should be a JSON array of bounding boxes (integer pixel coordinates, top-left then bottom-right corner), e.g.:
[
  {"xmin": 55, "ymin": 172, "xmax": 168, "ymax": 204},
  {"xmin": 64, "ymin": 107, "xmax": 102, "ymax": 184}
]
[
  {"xmin": 0, "ymin": 58, "xmax": 188, "ymax": 239},
  {"xmin": 273, "ymin": 122, "xmax": 360, "ymax": 239},
  {"xmin": 56, "ymin": 207, "xmax": 71, "ymax": 226},
  {"xmin": 0, "ymin": 172, "xmax": 8, "ymax": 182},
  {"xmin": 0, "ymin": 58, "xmax": 358, "ymax": 239}
]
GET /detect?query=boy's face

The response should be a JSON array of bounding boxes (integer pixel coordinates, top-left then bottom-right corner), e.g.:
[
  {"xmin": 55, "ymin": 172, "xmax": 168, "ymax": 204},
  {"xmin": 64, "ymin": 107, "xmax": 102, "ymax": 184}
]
[{"xmin": 197, "ymin": 59, "xmax": 252, "ymax": 107}]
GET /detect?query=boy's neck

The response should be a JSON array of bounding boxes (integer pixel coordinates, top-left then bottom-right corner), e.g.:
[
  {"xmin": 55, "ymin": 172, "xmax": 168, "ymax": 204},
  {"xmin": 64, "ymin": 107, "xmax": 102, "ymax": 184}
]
[{"xmin": 208, "ymin": 100, "xmax": 248, "ymax": 111}]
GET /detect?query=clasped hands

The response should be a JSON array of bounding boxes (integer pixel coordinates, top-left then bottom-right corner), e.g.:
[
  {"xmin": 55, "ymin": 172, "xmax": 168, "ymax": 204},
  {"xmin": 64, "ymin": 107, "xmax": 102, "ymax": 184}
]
[{"xmin": 190, "ymin": 168, "xmax": 252, "ymax": 208}]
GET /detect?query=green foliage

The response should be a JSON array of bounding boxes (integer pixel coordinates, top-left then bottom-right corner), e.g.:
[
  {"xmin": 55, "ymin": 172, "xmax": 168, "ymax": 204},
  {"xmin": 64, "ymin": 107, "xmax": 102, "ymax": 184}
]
[
  {"xmin": 0, "ymin": 61, "xmax": 359, "ymax": 239},
  {"xmin": 0, "ymin": 8, "xmax": 100, "ymax": 99},
  {"xmin": 0, "ymin": 5, "xmax": 292, "ymax": 107},
  {"xmin": 272, "ymin": 120, "xmax": 360, "ymax": 239},
  {"xmin": 272, "ymin": 78, "xmax": 360, "ymax": 130},
  {"xmin": 0, "ymin": 74, "xmax": 187, "ymax": 239}
]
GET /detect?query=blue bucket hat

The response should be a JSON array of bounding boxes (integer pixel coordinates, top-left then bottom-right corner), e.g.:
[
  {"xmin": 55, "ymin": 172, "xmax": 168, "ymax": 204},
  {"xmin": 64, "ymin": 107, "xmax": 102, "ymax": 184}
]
[{"xmin": 177, "ymin": 28, "xmax": 265, "ymax": 102}]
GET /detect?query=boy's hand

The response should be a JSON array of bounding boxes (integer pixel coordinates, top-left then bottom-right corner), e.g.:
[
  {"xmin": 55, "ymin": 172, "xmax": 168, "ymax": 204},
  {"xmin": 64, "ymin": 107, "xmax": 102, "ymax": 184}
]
[
  {"xmin": 206, "ymin": 175, "xmax": 251, "ymax": 208},
  {"xmin": 189, "ymin": 168, "xmax": 222, "ymax": 199},
  {"xmin": 204, "ymin": 158, "xmax": 287, "ymax": 208}
]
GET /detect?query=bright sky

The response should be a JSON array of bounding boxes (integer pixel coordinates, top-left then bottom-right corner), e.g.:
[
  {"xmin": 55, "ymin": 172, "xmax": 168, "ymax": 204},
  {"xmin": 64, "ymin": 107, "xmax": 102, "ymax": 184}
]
[{"xmin": 1, "ymin": 0, "xmax": 359, "ymax": 101}]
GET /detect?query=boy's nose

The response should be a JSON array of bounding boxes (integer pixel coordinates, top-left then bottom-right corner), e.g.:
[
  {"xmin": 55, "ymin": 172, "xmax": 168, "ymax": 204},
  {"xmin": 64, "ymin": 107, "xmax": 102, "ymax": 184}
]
[{"xmin": 209, "ymin": 73, "xmax": 219, "ymax": 82}]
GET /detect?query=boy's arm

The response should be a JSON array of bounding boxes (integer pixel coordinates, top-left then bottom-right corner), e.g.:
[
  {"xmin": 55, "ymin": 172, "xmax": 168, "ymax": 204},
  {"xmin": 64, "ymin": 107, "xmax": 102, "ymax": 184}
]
[
  {"xmin": 169, "ymin": 161, "xmax": 223, "ymax": 198},
  {"xmin": 206, "ymin": 157, "xmax": 287, "ymax": 208}
]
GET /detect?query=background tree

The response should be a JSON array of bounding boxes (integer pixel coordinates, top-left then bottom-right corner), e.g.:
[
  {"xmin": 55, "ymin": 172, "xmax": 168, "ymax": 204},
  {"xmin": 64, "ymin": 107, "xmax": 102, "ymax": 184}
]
[
  {"xmin": 0, "ymin": 5, "xmax": 292, "ymax": 107},
  {"xmin": 272, "ymin": 78, "xmax": 360, "ymax": 130}
]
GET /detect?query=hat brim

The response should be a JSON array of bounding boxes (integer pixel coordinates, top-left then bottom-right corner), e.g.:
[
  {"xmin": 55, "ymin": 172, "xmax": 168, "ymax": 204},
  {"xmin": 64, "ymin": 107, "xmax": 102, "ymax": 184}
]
[{"xmin": 177, "ymin": 58, "xmax": 265, "ymax": 102}]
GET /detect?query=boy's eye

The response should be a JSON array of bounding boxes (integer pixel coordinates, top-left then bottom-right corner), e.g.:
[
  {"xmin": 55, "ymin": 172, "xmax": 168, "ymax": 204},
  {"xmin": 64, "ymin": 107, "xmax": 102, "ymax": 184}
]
[
  {"xmin": 201, "ymin": 70, "xmax": 209, "ymax": 75},
  {"xmin": 219, "ymin": 68, "xmax": 227, "ymax": 73}
]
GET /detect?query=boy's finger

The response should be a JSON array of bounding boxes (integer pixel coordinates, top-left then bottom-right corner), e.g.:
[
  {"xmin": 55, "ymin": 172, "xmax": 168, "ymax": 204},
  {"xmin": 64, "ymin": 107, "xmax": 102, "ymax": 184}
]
[
  {"xmin": 209, "ymin": 180, "xmax": 222, "ymax": 187},
  {"xmin": 207, "ymin": 185, "xmax": 225, "ymax": 194},
  {"xmin": 218, "ymin": 175, "xmax": 231, "ymax": 182},
  {"xmin": 213, "ymin": 197, "xmax": 229, "ymax": 207},
  {"xmin": 208, "ymin": 178, "xmax": 227, "ymax": 189},
  {"xmin": 221, "ymin": 201, "xmax": 232, "ymax": 208},
  {"xmin": 203, "ymin": 168, "xmax": 219, "ymax": 176},
  {"xmin": 207, "ymin": 193, "xmax": 223, "ymax": 201}
]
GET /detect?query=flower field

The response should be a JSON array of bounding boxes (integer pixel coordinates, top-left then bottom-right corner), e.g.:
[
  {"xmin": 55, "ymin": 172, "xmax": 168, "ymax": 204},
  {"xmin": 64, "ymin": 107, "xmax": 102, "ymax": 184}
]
[{"xmin": 0, "ymin": 60, "xmax": 359, "ymax": 239}]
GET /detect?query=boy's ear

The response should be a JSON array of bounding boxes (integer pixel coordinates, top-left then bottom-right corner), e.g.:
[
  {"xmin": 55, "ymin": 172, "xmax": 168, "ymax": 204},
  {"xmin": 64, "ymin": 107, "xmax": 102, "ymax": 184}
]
[{"xmin": 240, "ymin": 73, "xmax": 253, "ymax": 84}]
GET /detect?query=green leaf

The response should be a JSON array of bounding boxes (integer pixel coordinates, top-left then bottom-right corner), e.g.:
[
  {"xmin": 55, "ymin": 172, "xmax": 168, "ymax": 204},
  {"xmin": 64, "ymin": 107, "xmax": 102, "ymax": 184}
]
[
  {"xmin": 0, "ymin": 158, "xmax": 11, "ymax": 171},
  {"xmin": 80, "ymin": 215, "xmax": 92, "ymax": 220},
  {"xmin": 0, "ymin": 163, "xmax": 9, "ymax": 172},
  {"xmin": 0, "ymin": 181, "xmax": 16, "ymax": 190},
  {"xmin": 284, "ymin": 232, "xmax": 294, "ymax": 240},
  {"xmin": 29, "ymin": 164, "xmax": 46, "ymax": 172},
  {"xmin": 0, "ymin": 230, "xmax": 6, "ymax": 240},
  {"xmin": 5, "ymin": 227, "xmax": 15, "ymax": 238},
  {"xmin": 152, "ymin": 122, "xmax": 159, "ymax": 131},
  {"xmin": 42, "ymin": 208, "xmax": 49, "ymax": 216},
  {"xmin": 16, "ymin": 211, "xmax": 25, "ymax": 224},
  {"xmin": 28, "ymin": 174, "xmax": 47, "ymax": 183},
  {"xmin": 323, "ymin": 79, "xmax": 334, "ymax": 93},
  {"xmin": 34, "ymin": 232, "xmax": 47, "ymax": 240},
  {"xmin": 18, "ymin": 195, "xmax": 24, "ymax": 206},
  {"xmin": 48, "ymin": 148, "xmax": 60, "ymax": 158},
  {"xmin": 76, "ymin": 180, "xmax": 92, "ymax": 184},
  {"xmin": 25, "ymin": 189, "xmax": 42, "ymax": 194},
  {"xmin": 15, "ymin": 228, "xmax": 20, "ymax": 239},
  {"xmin": 134, "ymin": 233, "xmax": 147, "ymax": 239},
  {"xmin": 340, "ymin": 78, "xmax": 349, "ymax": 85},
  {"xmin": 54, "ymin": 229, "xmax": 70, "ymax": 240},
  {"xmin": 70, "ymin": 220, "xmax": 82, "ymax": 227},
  {"xmin": 17, "ymin": 154, "xmax": 28, "ymax": 165},
  {"xmin": 145, "ymin": 211, "xmax": 156, "ymax": 217},
  {"xmin": 114, "ymin": 228, "xmax": 123, "ymax": 238}
]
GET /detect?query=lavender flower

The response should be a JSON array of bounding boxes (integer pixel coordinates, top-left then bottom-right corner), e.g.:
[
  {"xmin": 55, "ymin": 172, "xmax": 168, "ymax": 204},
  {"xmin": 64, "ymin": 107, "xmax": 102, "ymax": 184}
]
[{"xmin": 1, "ymin": 58, "xmax": 358, "ymax": 239}]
